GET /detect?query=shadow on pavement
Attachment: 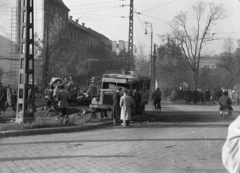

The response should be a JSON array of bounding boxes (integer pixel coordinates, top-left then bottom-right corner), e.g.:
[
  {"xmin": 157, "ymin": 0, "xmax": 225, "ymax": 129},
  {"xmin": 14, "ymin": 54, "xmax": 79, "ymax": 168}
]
[{"xmin": 135, "ymin": 111, "xmax": 237, "ymax": 123}]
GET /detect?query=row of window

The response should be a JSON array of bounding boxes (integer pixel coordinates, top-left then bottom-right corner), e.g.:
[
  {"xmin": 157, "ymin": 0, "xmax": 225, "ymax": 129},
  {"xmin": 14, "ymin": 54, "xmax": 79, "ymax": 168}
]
[{"xmin": 69, "ymin": 32, "xmax": 98, "ymax": 47}]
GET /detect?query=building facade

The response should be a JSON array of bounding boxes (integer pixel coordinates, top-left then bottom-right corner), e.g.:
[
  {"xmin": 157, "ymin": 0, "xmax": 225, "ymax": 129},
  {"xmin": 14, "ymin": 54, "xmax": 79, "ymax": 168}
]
[
  {"xmin": 199, "ymin": 55, "xmax": 220, "ymax": 69},
  {"xmin": 111, "ymin": 40, "xmax": 137, "ymax": 55},
  {"xmin": 0, "ymin": 0, "xmax": 112, "ymax": 85}
]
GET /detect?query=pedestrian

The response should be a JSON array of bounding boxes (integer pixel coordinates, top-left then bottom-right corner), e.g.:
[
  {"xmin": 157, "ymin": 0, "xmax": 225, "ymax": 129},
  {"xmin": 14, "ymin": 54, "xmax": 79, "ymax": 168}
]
[
  {"xmin": 192, "ymin": 89, "xmax": 199, "ymax": 104},
  {"xmin": 57, "ymin": 85, "xmax": 71, "ymax": 124},
  {"xmin": 91, "ymin": 95, "xmax": 106, "ymax": 119},
  {"xmin": 112, "ymin": 87, "xmax": 122, "ymax": 125},
  {"xmin": 0, "ymin": 82, "xmax": 6, "ymax": 115},
  {"xmin": 185, "ymin": 88, "xmax": 191, "ymax": 104},
  {"xmin": 222, "ymin": 115, "xmax": 240, "ymax": 172},
  {"xmin": 120, "ymin": 90, "xmax": 135, "ymax": 127},
  {"xmin": 152, "ymin": 87, "xmax": 161, "ymax": 110},
  {"xmin": 141, "ymin": 88, "xmax": 148, "ymax": 115},
  {"xmin": 44, "ymin": 85, "xmax": 54, "ymax": 115},
  {"xmin": 212, "ymin": 88, "xmax": 217, "ymax": 104},
  {"xmin": 5, "ymin": 85, "xmax": 16, "ymax": 112}
]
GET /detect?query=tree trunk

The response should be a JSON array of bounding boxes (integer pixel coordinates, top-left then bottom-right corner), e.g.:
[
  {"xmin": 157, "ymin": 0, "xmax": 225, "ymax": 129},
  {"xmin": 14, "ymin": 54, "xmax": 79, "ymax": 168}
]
[{"xmin": 193, "ymin": 71, "xmax": 198, "ymax": 90}]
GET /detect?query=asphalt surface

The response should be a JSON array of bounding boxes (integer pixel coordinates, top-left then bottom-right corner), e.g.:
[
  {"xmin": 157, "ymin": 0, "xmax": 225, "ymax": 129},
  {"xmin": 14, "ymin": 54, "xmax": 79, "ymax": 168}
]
[{"xmin": 0, "ymin": 101, "xmax": 239, "ymax": 173}]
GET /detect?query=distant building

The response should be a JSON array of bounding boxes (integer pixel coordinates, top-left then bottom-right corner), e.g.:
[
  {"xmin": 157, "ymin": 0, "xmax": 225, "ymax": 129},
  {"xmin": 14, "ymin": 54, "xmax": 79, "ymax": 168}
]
[
  {"xmin": 199, "ymin": 55, "xmax": 220, "ymax": 69},
  {"xmin": 111, "ymin": 40, "xmax": 137, "ymax": 55}
]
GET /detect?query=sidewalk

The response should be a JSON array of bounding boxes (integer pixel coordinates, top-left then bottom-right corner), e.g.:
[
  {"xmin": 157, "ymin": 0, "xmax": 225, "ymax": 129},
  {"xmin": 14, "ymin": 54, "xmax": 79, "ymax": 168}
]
[{"xmin": 0, "ymin": 119, "xmax": 113, "ymax": 138}]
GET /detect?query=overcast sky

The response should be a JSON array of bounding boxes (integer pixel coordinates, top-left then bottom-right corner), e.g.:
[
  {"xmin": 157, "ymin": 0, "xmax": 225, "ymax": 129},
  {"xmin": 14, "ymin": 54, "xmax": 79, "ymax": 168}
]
[{"xmin": 63, "ymin": 0, "xmax": 240, "ymax": 55}]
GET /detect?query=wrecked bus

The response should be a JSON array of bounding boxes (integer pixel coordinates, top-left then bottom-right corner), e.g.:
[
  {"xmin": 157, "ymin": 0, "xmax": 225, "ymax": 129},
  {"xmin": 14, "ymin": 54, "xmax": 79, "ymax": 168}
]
[{"xmin": 90, "ymin": 70, "xmax": 150, "ymax": 116}]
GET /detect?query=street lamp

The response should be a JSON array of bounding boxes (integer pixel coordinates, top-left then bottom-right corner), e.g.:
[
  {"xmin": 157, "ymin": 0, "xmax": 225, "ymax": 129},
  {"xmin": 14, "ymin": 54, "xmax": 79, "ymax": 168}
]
[{"xmin": 144, "ymin": 21, "xmax": 154, "ymax": 88}]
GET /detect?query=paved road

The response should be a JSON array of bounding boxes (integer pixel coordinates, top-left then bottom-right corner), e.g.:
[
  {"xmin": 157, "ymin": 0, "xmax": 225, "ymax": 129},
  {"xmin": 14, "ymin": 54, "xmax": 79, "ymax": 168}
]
[{"xmin": 0, "ymin": 102, "xmax": 238, "ymax": 173}]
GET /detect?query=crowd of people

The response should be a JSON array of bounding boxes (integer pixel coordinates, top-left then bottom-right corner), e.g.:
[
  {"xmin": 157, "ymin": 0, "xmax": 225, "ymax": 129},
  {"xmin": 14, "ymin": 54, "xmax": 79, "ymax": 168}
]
[
  {"xmin": 0, "ymin": 82, "xmax": 17, "ymax": 115},
  {"xmin": 44, "ymin": 77, "xmax": 76, "ymax": 124},
  {"xmin": 91, "ymin": 87, "xmax": 149, "ymax": 127},
  {"xmin": 157, "ymin": 87, "xmax": 240, "ymax": 106}
]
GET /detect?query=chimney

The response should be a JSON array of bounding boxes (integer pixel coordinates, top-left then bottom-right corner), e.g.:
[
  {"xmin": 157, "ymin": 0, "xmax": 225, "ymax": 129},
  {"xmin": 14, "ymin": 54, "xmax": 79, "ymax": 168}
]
[
  {"xmin": 69, "ymin": 16, "xmax": 73, "ymax": 20},
  {"xmin": 75, "ymin": 19, "xmax": 79, "ymax": 23},
  {"xmin": 82, "ymin": 22, "xmax": 85, "ymax": 27}
]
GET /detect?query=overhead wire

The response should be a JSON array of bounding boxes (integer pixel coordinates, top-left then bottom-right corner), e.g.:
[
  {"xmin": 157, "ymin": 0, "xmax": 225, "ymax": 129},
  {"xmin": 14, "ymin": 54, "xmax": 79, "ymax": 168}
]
[
  {"xmin": 136, "ymin": 13, "xmax": 168, "ymax": 22},
  {"xmin": 141, "ymin": 0, "xmax": 180, "ymax": 13},
  {"xmin": 66, "ymin": 0, "xmax": 120, "ymax": 7},
  {"xmin": 134, "ymin": 7, "xmax": 151, "ymax": 39}
]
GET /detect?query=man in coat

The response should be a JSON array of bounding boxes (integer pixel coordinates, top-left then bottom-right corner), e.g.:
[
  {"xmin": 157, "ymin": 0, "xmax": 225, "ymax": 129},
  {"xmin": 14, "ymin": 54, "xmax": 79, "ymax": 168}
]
[
  {"xmin": 57, "ymin": 85, "xmax": 70, "ymax": 124},
  {"xmin": 120, "ymin": 90, "xmax": 135, "ymax": 127},
  {"xmin": 112, "ymin": 88, "xmax": 121, "ymax": 125},
  {"xmin": 5, "ymin": 85, "xmax": 16, "ymax": 112},
  {"xmin": 0, "ymin": 82, "xmax": 6, "ymax": 115},
  {"xmin": 152, "ymin": 88, "xmax": 161, "ymax": 110}
]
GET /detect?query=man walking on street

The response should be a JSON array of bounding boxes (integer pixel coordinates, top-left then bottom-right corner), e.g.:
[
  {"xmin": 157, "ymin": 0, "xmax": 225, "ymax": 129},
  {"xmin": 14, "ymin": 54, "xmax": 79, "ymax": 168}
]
[
  {"xmin": 0, "ymin": 82, "xmax": 6, "ymax": 115},
  {"xmin": 112, "ymin": 88, "xmax": 121, "ymax": 125},
  {"xmin": 120, "ymin": 90, "xmax": 135, "ymax": 127},
  {"xmin": 152, "ymin": 87, "xmax": 161, "ymax": 110},
  {"xmin": 58, "ymin": 85, "xmax": 70, "ymax": 124}
]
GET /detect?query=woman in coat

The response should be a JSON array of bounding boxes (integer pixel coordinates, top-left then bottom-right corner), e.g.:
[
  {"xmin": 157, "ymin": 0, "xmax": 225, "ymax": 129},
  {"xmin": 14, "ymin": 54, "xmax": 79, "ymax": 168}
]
[
  {"xmin": 0, "ymin": 83, "xmax": 5, "ymax": 114},
  {"xmin": 120, "ymin": 90, "xmax": 135, "ymax": 127}
]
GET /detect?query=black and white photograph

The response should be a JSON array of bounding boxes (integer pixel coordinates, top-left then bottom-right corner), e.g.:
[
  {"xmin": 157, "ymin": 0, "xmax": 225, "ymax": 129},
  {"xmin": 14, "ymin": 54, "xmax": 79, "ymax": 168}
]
[{"xmin": 0, "ymin": 0, "xmax": 240, "ymax": 172}]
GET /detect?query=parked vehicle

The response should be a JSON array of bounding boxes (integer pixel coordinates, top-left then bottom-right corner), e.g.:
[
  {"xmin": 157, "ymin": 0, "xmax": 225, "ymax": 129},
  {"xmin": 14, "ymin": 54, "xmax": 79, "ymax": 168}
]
[{"xmin": 89, "ymin": 70, "xmax": 151, "ymax": 114}]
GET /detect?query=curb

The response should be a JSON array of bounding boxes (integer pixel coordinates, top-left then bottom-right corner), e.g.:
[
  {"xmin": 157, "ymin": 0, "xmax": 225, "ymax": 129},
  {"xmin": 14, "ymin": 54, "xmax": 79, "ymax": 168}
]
[{"xmin": 0, "ymin": 121, "xmax": 113, "ymax": 138}]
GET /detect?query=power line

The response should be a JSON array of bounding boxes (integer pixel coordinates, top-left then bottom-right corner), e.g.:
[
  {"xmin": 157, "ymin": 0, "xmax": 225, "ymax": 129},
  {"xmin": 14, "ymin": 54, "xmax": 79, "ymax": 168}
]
[
  {"xmin": 66, "ymin": 0, "xmax": 120, "ymax": 7},
  {"xmin": 141, "ymin": 0, "xmax": 180, "ymax": 13},
  {"xmin": 134, "ymin": 7, "xmax": 151, "ymax": 39},
  {"xmin": 139, "ymin": 13, "xmax": 168, "ymax": 22}
]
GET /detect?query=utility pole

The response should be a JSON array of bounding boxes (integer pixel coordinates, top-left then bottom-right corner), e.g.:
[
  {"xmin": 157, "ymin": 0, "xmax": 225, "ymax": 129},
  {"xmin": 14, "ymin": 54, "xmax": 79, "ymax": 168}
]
[
  {"xmin": 43, "ymin": 29, "xmax": 49, "ymax": 88},
  {"xmin": 144, "ymin": 22, "xmax": 153, "ymax": 88},
  {"xmin": 127, "ymin": 0, "xmax": 133, "ymax": 72},
  {"xmin": 153, "ymin": 44, "xmax": 157, "ymax": 89},
  {"xmin": 15, "ymin": 0, "xmax": 35, "ymax": 123}
]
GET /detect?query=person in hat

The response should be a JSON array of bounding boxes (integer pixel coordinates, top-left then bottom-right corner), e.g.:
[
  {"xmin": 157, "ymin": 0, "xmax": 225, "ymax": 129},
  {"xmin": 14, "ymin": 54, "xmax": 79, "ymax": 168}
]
[
  {"xmin": 219, "ymin": 90, "xmax": 233, "ymax": 115},
  {"xmin": 58, "ymin": 84, "xmax": 70, "ymax": 124},
  {"xmin": 91, "ymin": 94, "xmax": 106, "ymax": 119},
  {"xmin": 112, "ymin": 87, "xmax": 122, "ymax": 124},
  {"xmin": 120, "ymin": 90, "xmax": 135, "ymax": 127},
  {"xmin": 0, "ymin": 82, "xmax": 6, "ymax": 115}
]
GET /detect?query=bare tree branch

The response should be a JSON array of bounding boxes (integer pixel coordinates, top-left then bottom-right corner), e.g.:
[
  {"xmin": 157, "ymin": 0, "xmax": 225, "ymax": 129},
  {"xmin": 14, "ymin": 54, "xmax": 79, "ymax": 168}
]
[{"xmin": 167, "ymin": 1, "xmax": 227, "ymax": 89}]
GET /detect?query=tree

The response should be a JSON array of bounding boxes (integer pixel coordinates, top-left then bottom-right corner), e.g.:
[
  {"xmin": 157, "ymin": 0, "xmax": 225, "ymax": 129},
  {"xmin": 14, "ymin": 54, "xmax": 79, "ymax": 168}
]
[
  {"xmin": 134, "ymin": 42, "xmax": 150, "ymax": 77},
  {"xmin": 34, "ymin": 33, "xmax": 44, "ymax": 85},
  {"xmin": 217, "ymin": 37, "xmax": 240, "ymax": 89},
  {"xmin": 156, "ymin": 39, "xmax": 193, "ymax": 88},
  {"xmin": 167, "ymin": 1, "xmax": 227, "ymax": 89}
]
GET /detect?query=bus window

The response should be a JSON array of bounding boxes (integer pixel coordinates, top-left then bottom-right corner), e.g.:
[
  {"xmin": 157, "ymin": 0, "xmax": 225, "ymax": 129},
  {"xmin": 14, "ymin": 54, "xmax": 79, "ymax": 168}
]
[
  {"xmin": 102, "ymin": 82, "xmax": 116, "ymax": 89},
  {"xmin": 117, "ymin": 83, "xmax": 131, "ymax": 89}
]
